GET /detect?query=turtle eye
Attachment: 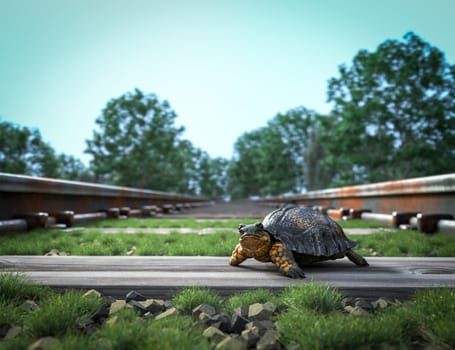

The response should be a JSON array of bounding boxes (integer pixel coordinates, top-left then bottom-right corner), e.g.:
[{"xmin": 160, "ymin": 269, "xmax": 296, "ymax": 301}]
[{"xmin": 255, "ymin": 223, "xmax": 264, "ymax": 230}]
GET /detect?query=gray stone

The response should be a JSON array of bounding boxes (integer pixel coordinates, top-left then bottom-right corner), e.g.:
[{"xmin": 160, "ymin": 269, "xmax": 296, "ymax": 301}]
[
  {"xmin": 345, "ymin": 306, "xmax": 371, "ymax": 317},
  {"xmin": 203, "ymin": 326, "xmax": 226, "ymax": 343},
  {"xmin": 128, "ymin": 300, "xmax": 148, "ymax": 315},
  {"xmin": 92, "ymin": 304, "xmax": 110, "ymax": 323},
  {"xmin": 258, "ymin": 320, "xmax": 275, "ymax": 330},
  {"xmin": 125, "ymin": 290, "xmax": 147, "ymax": 302},
  {"xmin": 215, "ymin": 335, "xmax": 247, "ymax": 350},
  {"xmin": 155, "ymin": 307, "xmax": 178, "ymax": 320},
  {"xmin": 23, "ymin": 300, "xmax": 39, "ymax": 312},
  {"xmin": 245, "ymin": 321, "xmax": 268, "ymax": 337},
  {"xmin": 355, "ymin": 298, "xmax": 374, "ymax": 310},
  {"xmin": 230, "ymin": 313, "xmax": 249, "ymax": 334},
  {"xmin": 248, "ymin": 303, "xmax": 274, "ymax": 321},
  {"xmin": 241, "ymin": 329, "xmax": 260, "ymax": 348},
  {"xmin": 104, "ymin": 295, "xmax": 117, "ymax": 305},
  {"xmin": 200, "ymin": 313, "xmax": 231, "ymax": 333},
  {"xmin": 372, "ymin": 297, "xmax": 390, "ymax": 309},
  {"xmin": 342, "ymin": 297, "xmax": 355, "ymax": 307},
  {"xmin": 192, "ymin": 303, "xmax": 217, "ymax": 318},
  {"xmin": 212, "ymin": 313, "xmax": 231, "ymax": 333},
  {"xmin": 263, "ymin": 302, "xmax": 277, "ymax": 313},
  {"xmin": 109, "ymin": 300, "xmax": 126, "ymax": 315},
  {"xmin": 83, "ymin": 289, "xmax": 102, "ymax": 298},
  {"xmin": 199, "ymin": 312, "xmax": 213, "ymax": 323},
  {"xmin": 44, "ymin": 249, "xmax": 60, "ymax": 256},
  {"xmin": 140, "ymin": 299, "xmax": 165, "ymax": 314},
  {"xmin": 257, "ymin": 330, "xmax": 281, "ymax": 350},
  {"xmin": 233, "ymin": 305, "xmax": 249, "ymax": 318},
  {"xmin": 28, "ymin": 337, "xmax": 60, "ymax": 350},
  {"xmin": 5, "ymin": 326, "xmax": 21, "ymax": 339}
]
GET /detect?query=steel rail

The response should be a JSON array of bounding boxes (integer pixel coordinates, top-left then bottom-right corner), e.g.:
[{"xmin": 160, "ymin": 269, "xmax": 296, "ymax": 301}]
[
  {"xmin": 260, "ymin": 173, "xmax": 455, "ymax": 233},
  {"xmin": 0, "ymin": 172, "xmax": 210, "ymax": 222},
  {"xmin": 262, "ymin": 173, "xmax": 455, "ymax": 215}
]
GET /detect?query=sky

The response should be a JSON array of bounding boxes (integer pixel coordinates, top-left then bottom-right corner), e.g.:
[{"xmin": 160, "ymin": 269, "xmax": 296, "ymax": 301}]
[{"xmin": 1, "ymin": 0, "xmax": 454, "ymax": 165}]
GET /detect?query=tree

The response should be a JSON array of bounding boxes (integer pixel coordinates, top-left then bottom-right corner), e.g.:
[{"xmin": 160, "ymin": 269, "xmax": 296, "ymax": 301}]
[
  {"xmin": 0, "ymin": 120, "xmax": 91, "ymax": 180},
  {"xmin": 0, "ymin": 120, "xmax": 60, "ymax": 177},
  {"xmin": 56, "ymin": 154, "xmax": 94, "ymax": 182},
  {"xmin": 267, "ymin": 108, "xmax": 333, "ymax": 191},
  {"xmin": 227, "ymin": 107, "xmax": 331, "ymax": 198},
  {"xmin": 196, "ymin": 152, "xmax": 229, "ymax": 199},
  {"xmin": 85, "ymin": 89, "xmax": 216, "ymax": 194},
  {"xmin": 324, "ymin": 32, "xmax": 455, "ymax": 185}
]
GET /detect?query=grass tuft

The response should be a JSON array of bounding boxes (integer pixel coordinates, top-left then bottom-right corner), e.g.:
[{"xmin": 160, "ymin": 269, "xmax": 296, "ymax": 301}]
[
  {"xmin": 223, "ymin": 289, "xmax": 278, "ymax": 314},
  {"xmin": 25, "ymin": 289, "xmax": 105, "ymax": 337},
  {"xmin": 277, "ymin": 308, "xmax": 408, "ymax": 350},
  {"xmin": 352, "ymin": 230, "xmax": 455, "ymax": 257},
  {"xmin": 1, "ymin": 219, "xmax": 454, "ymax": 257},
  {"xmin": 0, "ymin": 273, "xmax": 51, "ymax": 304},
  {"xmin": 280, "ymin": 283, "xmax": 343, "ymax": 314},
  {"xmin": 171, "ymin": 287, "xmax": 222, "ymax": 314}
]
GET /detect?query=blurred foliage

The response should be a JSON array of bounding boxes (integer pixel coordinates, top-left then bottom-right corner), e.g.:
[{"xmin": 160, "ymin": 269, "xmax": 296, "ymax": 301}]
[
  {"xmin": 0, "ymin": 119, "xmax": 93, "ymax": 181},
  {"xmin": 85, "ymin": 89, "xmax": 228, "ymax": 197},
  {"xmin": 323, "ymin": 32, "xmax": 455, "ymax": 186},
  {"xmin": 227, "ymin": 107, "xmax": 333, "ymax": 198}
]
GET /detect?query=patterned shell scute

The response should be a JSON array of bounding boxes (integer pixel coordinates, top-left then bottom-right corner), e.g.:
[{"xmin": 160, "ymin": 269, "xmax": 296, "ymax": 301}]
[{"xmin": 262, "ymin": 206, "xmax": 357, "ymax": 256}]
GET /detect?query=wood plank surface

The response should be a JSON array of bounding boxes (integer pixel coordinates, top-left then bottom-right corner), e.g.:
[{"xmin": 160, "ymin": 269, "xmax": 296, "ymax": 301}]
[{"xmin": 1, "ymin": 256, "xmax": 454, "ymax": 300}]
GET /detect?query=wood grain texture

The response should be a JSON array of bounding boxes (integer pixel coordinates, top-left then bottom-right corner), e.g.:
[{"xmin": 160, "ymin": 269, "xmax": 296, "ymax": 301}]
[{"xmin": 1, "ymin": 256, "xmax": 454, "ymax": 300}]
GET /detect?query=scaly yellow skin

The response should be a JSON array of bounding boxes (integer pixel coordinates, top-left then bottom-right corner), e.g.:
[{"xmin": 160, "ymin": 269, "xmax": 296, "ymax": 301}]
[{"xmin": 229, "ymin": 225, "xmax": 305, "ymax": 278}]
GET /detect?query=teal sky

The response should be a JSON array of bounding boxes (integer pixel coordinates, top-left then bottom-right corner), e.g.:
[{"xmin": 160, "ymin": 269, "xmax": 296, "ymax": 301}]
[{"xmin": 1, "ymin": 0, "xmax": 454, "ymax": 164}]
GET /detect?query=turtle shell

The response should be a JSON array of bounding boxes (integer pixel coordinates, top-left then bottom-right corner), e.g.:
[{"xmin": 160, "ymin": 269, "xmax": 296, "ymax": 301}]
[{"xmin": 262, "ymin": 206, "xmax": 356, "ymax": 256}]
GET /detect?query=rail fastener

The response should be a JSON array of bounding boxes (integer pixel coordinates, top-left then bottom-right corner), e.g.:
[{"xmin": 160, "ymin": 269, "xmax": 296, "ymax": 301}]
[
  {"xmin": 415, "ymin": 213, "xmax": 454, "ymax": 234},
  {"xmin": 13, "ymin": 212, "xmax": 49, "ymax": 230},
  {"xmin": 0, "ymin": 219, "xmax": 28, "ymax": 234},
  {"xmin": 327, "ymin": 208, "xmax": 351, "ymax": 220},
  {"xmin": 349, "ymin": 209, "xmax": 372, "ymax": 219},
  {"xmin": 437, "ymin": 220, "xmax": 455, "ymax": 235}
]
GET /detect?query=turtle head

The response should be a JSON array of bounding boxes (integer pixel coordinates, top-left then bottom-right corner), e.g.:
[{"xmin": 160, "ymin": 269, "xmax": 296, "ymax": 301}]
[{"xmin": 237, "ymin": 223, "xmax": 272, "ymax": 259}]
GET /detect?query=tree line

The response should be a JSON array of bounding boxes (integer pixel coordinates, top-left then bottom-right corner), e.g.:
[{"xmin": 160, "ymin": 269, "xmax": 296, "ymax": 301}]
[{"xmin": 1, "ymin": 32, "xmax": 454, "ymax": 199}]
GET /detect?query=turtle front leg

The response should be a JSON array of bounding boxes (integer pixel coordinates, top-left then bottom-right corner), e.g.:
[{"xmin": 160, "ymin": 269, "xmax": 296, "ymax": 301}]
[
  {"xmin": 269, "ymin": 242, "xmax": 306, "ymax": 278},
  {"xmin": 229, "ymin": 244, "xmax": 249, "ymax": 266}
]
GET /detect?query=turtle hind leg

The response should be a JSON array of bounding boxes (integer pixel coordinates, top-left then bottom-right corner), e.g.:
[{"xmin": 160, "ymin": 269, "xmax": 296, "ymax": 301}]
[{"xmin": 346, "ymin": 249, "xmax": 369, "ymax": 266}]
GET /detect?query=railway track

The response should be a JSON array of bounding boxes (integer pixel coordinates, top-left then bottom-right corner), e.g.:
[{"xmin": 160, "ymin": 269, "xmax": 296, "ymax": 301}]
[
  {"xmin": 1, "ymin": 172, "xmax": 454, "ymax": 233},
  {"xmin": 1, "ymin": 172, "xmax": 454, "ymax": 301}
]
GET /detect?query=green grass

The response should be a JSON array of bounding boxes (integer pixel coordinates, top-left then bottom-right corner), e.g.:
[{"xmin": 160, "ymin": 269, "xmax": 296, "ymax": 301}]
[
  {"xmin": 280, "ymin": 283, "xmax": 343, "ymax": 314},
  {"xmin": 86, "ymin": 217, "xmax": 254, "ymax": 229},
  {"xmin": 1, "ymin": 226, "xmax": 454, "ymax": 257},
  {"xmin": 24, "ymin": 290, "xmax": 105, "ymax": 337},
  {"xmin": 0, "ymin": 273, "xmax": 51, "ymax": 304},
  {"xmin": 223, "ymin": 289, "xmax": 278, "ymax": 314},
  {"xmin": 0, "ymin": 217, "xmax": 454, "ymax": 257},
  {"xmin": 276, "ymin": 287, "xmax": 455, "ymax": 350},
  {"xmin": 1, "ymin": 275, "xmax": 453, "ymax": 350},
  {"xmin": 0, "ymin": 274, "xmax": 211, "ymax": 350},
  {"xmin": 352, "ymin": 230, "xmax": 455, "ymax": 257},
  {"xmin": 96, "ymin": 308, "xmax": 211, "ymax": 350},
  {"xmin": 0, "ymin": 230, "xmax": 238, "ymax": 256},
  {"xmin": 171, "ymin": 287, "xmax": 222, "ymax": 314},
  {"xmin": 339, "ymin": 219, "xmax": 390, "ymax": 229}
]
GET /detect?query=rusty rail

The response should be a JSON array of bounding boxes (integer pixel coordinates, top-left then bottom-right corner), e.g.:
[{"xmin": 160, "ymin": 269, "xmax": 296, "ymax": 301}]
[
  {"xmin": 0, "ymin": 173, "xmax": 211, "ymax": 232},
  {"xmin": 260, "ymin": 173, "xmax": 455, "ymax": 234}
]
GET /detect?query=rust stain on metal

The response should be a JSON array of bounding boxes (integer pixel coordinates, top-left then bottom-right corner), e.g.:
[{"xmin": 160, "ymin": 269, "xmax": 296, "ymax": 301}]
[
  {"xmin": 0, "ymin": 173, "xmax": 209, "ymax": 220},
  {"xmin": 266, "ymin": 174, "xmax": 455, "ymax": 217}
]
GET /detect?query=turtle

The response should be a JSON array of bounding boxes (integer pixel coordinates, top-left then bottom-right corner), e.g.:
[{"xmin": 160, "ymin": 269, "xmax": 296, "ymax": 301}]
[{"xmin": 229, "ymin": 206, "xmax": 368, "ymax": 278}]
